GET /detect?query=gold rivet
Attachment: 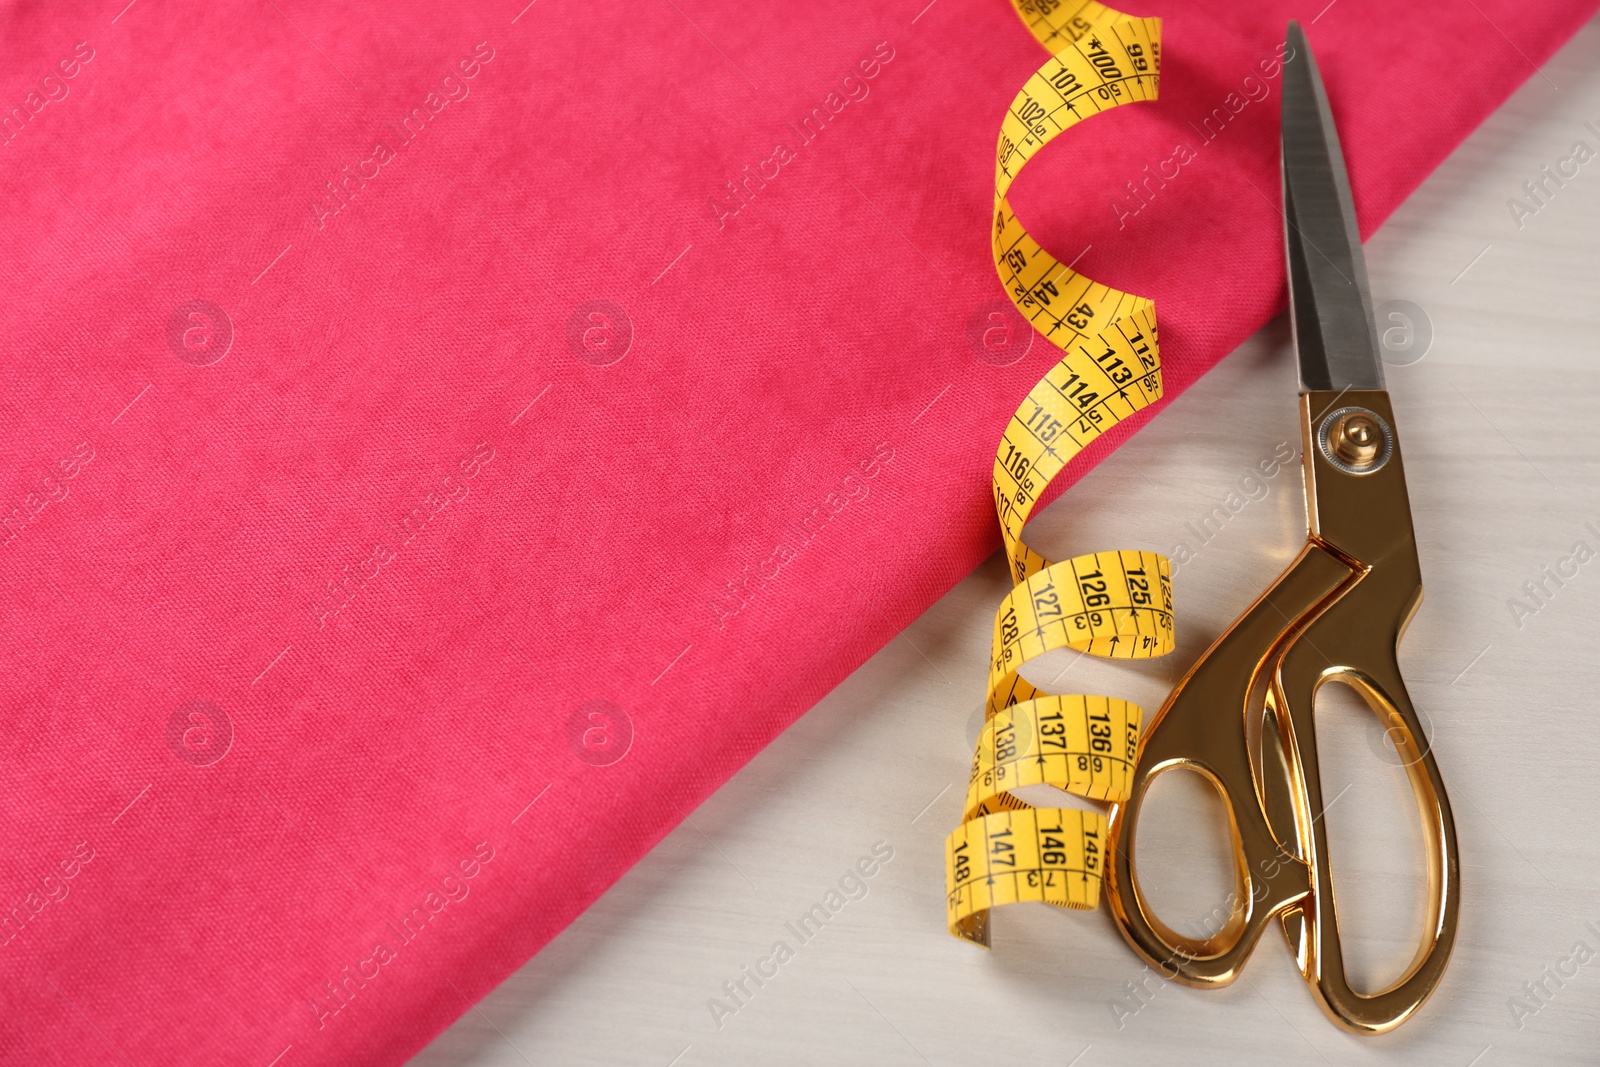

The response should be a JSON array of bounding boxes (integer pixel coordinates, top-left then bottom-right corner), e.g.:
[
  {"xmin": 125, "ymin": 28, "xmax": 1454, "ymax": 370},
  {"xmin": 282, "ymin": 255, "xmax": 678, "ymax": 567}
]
[{"xmin": 1330, "ymin": 411, "xmax": 1381, "ymax": 468}]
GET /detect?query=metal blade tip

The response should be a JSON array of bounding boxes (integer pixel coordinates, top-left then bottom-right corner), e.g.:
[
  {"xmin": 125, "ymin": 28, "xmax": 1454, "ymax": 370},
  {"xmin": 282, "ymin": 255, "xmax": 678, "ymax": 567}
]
[{"xmin": 1278, "ymin": 20, "xmax": 1385, "ymax": 392}]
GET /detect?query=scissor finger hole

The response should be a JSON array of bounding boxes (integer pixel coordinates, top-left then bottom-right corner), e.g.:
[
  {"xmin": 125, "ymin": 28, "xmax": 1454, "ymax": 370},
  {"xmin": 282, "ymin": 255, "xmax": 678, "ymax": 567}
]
[
  {"xmin": 1130, "ymin": 766, "xmax": 1247, "ymax": 950},
  {"xmin": 1313, "ymin": 677, "xmax": 1434, "ymax": 995}
]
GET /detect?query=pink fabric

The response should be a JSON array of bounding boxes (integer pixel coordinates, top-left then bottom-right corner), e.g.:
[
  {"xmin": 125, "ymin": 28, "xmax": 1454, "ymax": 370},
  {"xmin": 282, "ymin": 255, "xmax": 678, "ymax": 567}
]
[{"xmin": 0, "ymin": 0, "xmax": 1589, "ymax": 1062}]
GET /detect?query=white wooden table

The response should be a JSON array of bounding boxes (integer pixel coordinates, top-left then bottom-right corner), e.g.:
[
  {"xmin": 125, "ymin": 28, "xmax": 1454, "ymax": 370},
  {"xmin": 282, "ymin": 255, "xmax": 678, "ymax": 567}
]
[{"xmin": 414, "ymin": 17, "xmax": 1600, "ymax": 1065}]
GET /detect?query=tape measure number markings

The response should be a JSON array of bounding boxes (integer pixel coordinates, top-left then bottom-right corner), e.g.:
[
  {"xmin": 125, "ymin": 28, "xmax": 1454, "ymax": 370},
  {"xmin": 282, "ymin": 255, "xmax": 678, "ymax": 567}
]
[{"xmin": 945, "ymin": 1, "xmax": 1172, "ymax": 945}]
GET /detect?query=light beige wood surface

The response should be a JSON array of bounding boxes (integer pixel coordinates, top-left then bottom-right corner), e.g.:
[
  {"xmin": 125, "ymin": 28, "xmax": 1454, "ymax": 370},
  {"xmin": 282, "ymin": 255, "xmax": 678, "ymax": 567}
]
[{"xmin": 414, "ymin": 16, "xmax": 1600, "ymax": 1065}]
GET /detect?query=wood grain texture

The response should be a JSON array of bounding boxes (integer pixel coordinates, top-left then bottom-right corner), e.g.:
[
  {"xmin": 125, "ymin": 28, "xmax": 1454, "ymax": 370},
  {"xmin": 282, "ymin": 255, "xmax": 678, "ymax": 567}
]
[{"xmin": 414, "ymin": 16, "xmax": 1600, "ymax": 1066}]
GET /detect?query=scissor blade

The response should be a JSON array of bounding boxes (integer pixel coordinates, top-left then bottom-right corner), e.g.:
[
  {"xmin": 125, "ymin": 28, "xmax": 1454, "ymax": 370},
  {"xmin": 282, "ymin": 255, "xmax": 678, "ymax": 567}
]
[{"xmin": 1282, "ymin": 22, "xmax": 1383, "ymax": 392}]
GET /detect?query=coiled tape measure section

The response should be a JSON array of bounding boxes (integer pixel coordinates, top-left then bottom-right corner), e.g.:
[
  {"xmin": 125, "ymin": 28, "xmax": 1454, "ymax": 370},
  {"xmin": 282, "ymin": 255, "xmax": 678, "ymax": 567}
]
[{"xmin": 946, "ymin": 1, "xmax": 1172, "ymax": 946}]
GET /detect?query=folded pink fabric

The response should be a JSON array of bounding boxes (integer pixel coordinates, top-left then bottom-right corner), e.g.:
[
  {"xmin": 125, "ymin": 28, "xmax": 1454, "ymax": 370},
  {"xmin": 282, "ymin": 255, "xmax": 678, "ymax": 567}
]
[{"xmin": 0, "ymin": 0, "xmax": 1590, "ymax": 1062}]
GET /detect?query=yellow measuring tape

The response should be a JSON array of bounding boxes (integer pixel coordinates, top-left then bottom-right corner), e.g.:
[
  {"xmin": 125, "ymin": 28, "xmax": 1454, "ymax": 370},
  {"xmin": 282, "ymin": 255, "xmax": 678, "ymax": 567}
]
[{"xmin": 945, "ymin": 1, "xmax": 1173, "ymax": 945}]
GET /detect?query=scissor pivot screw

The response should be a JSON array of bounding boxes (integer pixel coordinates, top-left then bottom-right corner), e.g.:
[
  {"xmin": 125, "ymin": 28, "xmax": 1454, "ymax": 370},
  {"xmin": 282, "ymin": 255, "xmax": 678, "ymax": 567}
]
[
  {"xmin": 1318, "ymin": 407, "xmax": 1392, "ymax": 474},
  {"xmin": 1333, "ymin": 413, "xmax": 1379, "ymax": 463}
]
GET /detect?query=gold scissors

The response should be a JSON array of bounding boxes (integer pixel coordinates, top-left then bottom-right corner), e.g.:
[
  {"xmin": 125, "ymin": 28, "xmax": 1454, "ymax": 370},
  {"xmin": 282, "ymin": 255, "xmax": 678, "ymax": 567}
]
[{"xmin": 1104, "ymin": 22, "xmax": 1461, "ymax": 1034}]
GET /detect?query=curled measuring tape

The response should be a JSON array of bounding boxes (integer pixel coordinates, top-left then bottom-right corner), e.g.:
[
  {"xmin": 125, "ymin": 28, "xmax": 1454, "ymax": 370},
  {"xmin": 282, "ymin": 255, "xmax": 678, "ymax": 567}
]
[{"xmin": 945, "ymin": 1, "xmax": 1172, "ymax": 945}]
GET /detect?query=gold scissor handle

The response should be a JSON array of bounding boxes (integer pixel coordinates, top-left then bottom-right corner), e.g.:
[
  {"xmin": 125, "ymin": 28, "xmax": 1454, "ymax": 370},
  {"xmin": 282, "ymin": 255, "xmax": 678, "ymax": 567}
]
[
  {"xmin": 1104, "ymin": 543, "xmax": 1345, "ymax": 985},
  {"xmin": 1105, "ymin": 390, "xmax": 1460, "ymax": 1033},
  {"xmin": 1271, "ymin": 551, "xmax": 1462, "ymax": 1032}
]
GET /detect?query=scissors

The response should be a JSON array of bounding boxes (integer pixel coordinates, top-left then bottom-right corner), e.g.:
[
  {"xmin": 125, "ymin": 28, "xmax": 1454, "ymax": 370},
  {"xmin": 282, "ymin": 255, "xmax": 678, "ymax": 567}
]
[{"xmin": 1104, "ymin": 22, "xmax": 1461, "ymax": 1034}]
